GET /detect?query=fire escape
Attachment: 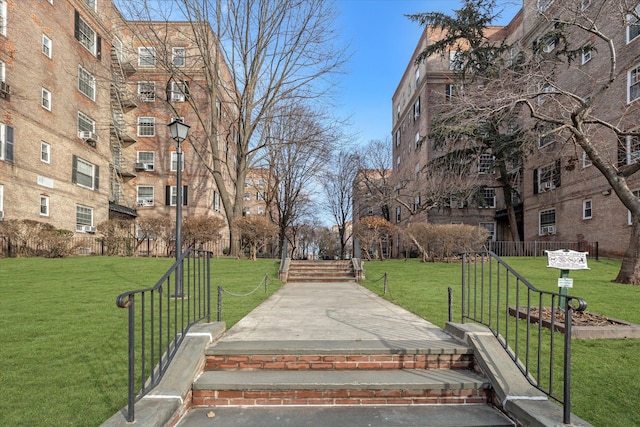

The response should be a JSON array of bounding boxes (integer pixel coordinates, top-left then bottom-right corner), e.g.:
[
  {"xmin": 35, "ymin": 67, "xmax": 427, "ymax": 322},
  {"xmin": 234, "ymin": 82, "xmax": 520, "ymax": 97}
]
[{"xmin": 109, "ymin": 47, "xmax": 138, "ymax": 218}]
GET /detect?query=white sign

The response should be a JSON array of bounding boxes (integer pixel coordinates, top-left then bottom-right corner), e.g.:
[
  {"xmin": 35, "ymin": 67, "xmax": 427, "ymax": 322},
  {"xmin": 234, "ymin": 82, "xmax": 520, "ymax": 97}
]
[
  {"xmin": 545, "ymin": 249, "xmax": 590, "ymax": 270},
  {"xmin": 558, "ymin": 278, "xmax": 573, "ymax": 288}
]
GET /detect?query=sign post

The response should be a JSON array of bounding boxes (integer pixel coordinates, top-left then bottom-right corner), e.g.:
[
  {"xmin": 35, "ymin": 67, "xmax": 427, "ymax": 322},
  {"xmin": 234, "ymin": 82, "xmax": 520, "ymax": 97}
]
[{"xmin": 545, "ymin": 249, "xmax": 589, "ymax": 309}]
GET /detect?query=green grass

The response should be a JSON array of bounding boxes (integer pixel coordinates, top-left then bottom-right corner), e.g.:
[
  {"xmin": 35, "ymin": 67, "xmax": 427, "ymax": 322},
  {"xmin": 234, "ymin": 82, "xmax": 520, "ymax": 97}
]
[
  {"xmin": 0, "ymin": 256, "xmax": 282, "ymax": 427},
  {"xmin": 360, "ymin": 257, "xmax": 640, "ymax": 427}
]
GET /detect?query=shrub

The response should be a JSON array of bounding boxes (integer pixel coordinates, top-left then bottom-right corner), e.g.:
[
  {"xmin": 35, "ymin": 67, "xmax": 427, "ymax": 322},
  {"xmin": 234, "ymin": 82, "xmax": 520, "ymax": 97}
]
[{"xmin": 405, "ymin": 223, "xmax": 489, "ymax": 262}]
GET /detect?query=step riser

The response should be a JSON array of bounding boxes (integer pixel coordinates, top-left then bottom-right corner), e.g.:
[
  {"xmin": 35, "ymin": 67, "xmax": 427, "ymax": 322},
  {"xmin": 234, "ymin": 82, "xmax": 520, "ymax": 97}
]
[
  {"xmin": 206, "ymin": 354, "xmax": 473, "ymax": 371},
  {"xmin": 193, "ymin": 388, "xmax": 490, "ymax": 407}
]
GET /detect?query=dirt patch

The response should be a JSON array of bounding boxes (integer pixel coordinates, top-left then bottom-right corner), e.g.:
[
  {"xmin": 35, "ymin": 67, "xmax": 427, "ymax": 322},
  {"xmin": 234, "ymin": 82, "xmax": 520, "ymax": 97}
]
[{"xmin": 529, "ymin": 307, "xmax": 626, "ymax": 327}]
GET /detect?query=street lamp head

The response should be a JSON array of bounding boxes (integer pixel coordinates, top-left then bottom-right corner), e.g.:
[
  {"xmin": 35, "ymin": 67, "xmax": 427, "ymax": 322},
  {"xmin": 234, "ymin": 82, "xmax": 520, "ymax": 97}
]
[{"xmin": 168, "ymin": 118, "xmax": 190, "ymax": 143}]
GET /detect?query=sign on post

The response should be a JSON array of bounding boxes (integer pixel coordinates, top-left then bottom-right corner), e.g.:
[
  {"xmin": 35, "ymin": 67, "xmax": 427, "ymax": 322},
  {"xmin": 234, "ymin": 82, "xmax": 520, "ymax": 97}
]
[{"xmin": 545, "ymin": 249, "xmax": 589, "ymax": 309}]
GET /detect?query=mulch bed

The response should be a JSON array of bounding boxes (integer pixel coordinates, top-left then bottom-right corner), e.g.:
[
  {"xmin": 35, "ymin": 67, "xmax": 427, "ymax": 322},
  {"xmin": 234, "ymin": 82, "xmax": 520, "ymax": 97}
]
[{"xmin": 528, "ymin": 307, "xmax": 625, "ymax": 327}]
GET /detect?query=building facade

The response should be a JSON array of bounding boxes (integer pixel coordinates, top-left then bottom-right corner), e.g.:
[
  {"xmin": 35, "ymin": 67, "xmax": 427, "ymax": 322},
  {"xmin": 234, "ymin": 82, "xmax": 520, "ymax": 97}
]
[
  {"xmin": 0, "ymin": 0, "xmax": 237, "ymax": 244},
  {"xmin": 385, "ymin": 0, "xmax": 640, "ymax": 258}
]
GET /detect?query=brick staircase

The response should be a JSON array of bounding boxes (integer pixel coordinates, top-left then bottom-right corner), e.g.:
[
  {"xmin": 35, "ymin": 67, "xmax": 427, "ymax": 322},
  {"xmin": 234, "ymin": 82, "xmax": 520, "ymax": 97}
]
[
  {"xmin": 286, "ymin": 260, "xmax": 356, "ymax": 283},
  {"xmin": 186, "ymin": 340, "xmax": 515, "ymax": 426}
]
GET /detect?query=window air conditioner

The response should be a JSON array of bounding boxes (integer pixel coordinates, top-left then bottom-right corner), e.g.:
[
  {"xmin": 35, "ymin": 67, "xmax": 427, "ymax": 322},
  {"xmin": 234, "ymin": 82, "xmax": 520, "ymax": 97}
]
[
  {"xmin": 134, "ymin": 162, "xmax": 147, "ymax": 170},
  {"xmin": 541, "ymin": 225, "xmax": 556, "ymax": 235},
  {"xmin": 0, "ymin": 81, "xmax": 10, "ymax": 95},
  {"xmin": 78, "ymin": 131, "xmax": 99, "ymax": 143},
  {"xmin": 83, "ymin": 225, "xmax": 97, "ymax": 233}
]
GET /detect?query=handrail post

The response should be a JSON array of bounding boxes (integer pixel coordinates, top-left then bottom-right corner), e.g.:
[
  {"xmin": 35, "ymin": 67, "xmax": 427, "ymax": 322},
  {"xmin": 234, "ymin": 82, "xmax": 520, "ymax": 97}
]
[
  {"xmin": 563, "ymin": 298, "xmax": 573, "ymax": 424},
  {"xmin": 383, "ymin": 272, "xmax": 388, "ymax": 295},
  {"xmin": 217, "ymin": 285, "xmax": 222, "ymax": 322},
  {"xmin": 448, "ymin": 286, "xmax": 453, "ymax": 322},
  {"xmin": 126, "ymin": 296, "xmax": 135, "ymax": 422}
]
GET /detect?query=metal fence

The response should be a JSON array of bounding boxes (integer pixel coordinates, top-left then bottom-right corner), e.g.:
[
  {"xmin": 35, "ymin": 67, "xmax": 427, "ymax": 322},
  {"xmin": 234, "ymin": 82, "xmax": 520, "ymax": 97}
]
[
  {"xmin": 115, "ymin": 248, "xmax": 212, "ymax": 422},
  {"xmin": 0, "ymin": 235, "xmax": 231, "ymax": 258},
  {"xmin": 459, "ymin": 251, "xmax": 587, "ymax": 424},
  {"xmin": 487, "ymin": 240, "xmax": 598, "ymax": 260}
]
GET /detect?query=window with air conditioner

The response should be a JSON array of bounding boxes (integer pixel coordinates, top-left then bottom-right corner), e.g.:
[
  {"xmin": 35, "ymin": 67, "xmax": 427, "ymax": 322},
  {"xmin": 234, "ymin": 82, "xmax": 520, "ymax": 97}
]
[
  {"xmin": 539, "ymin": 208, "xmax": 556, "ymax": 235},
  {"xmin": 136, "ymin": 151, "xmax": 154, "ymax": 171},
  {"xmin": 78, "ymin": 66, "xmax": 95, "ymax": 100},
  {"xmin": 137, "ymin": 186, "xmax": 154, "ymax": 206},
  {"xmin": 170, "ymin": 81, "xmax": 189, "ymax": 102},
  {"xmin": 618, "ymin": 134, "xmax": 640, "ymax": 166},
  {"xmin": 534, "ymin": 160, "xmax": 561, "ymax": 194},
  {"xmin": 76, "ymin": 205, "xmax": 93, "ymax": 232}
]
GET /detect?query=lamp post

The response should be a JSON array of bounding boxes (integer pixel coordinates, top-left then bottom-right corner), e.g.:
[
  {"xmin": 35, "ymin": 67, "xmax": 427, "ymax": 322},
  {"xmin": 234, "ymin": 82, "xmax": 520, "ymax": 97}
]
[{"xmin": 168, "ymin": 118, "xmax": 190, "ymax": 297}]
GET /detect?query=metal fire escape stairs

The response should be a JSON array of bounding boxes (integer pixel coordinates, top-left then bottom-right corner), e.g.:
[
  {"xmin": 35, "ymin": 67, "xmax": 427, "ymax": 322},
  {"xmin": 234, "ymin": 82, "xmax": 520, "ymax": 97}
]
[{"xmin": 109, "ymin": 47, "xmax": 139, "ymax": 218}]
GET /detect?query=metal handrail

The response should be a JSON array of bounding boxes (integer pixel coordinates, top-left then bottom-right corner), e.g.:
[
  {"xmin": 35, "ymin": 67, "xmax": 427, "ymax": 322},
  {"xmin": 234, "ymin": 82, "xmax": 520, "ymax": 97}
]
[
  {"xmin": 115, "ymin": 248, "xmax": 212, "ymax": 422},
  {"xmin": 460, "ymin": 251, "xmax": 587, "ymax": 424}
]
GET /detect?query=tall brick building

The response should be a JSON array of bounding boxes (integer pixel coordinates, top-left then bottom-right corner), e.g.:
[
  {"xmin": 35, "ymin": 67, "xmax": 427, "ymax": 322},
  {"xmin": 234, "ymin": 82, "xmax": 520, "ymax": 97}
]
[
  {"xmin": 386, "ymin": 0, "xmax": 640, "ymax": 258},
  {"xmin": 0, "ymin": 0, "xmax": 236, "ymax": 240}
]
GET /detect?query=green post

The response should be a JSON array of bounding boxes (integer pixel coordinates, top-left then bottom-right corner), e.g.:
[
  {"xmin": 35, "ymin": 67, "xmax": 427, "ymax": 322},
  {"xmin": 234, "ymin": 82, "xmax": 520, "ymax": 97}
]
[{"xmin": 559, "ymin": 269, "xmax": 569, "ymax": 309}]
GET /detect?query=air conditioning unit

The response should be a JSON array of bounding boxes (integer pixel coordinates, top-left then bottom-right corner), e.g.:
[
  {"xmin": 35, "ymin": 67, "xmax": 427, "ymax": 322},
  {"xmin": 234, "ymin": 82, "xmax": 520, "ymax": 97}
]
[
  {"xmin": 78, "ymin": 131, "xmax": 99, "ymax": 143},
  {"xmin": 134, "ymin": 162, "xmax": 147, "ymax": 170},
  {"xmin": 83, "ymin": 225, "xmax": 97, "ymax": 233},
  {"xmin": 137, "ymin": 200, "xmax": 153, "ymax": 207},
  {"xmin": 541, "ymin": 225, "xmax": 556, "ymax": 235}
]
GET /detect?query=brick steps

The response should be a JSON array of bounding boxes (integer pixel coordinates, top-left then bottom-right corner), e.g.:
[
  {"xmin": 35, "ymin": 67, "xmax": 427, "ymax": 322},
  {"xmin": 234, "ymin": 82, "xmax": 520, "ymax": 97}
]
[{"xmin": 192, "ymin": 369, "xmax": 491, "ymax": 406}]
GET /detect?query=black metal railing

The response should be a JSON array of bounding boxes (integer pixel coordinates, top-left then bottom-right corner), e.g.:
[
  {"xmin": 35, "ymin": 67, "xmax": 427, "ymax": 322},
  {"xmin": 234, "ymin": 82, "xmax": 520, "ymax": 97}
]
[
  {"xmin": 115, "ymin": 248, "xmax": 212, "ymax": 422},
  {"xmin": 460, "ymin": 251, "xmax": 587, "ymax": 424}
]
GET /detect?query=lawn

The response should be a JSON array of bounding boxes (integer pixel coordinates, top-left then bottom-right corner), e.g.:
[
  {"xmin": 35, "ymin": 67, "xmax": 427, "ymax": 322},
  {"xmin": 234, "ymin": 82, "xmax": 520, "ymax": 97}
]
[
  {"xmin": 0, "ymin": 256, "xmax": 282, "ymax": 427},
  {"xmin": 360, "ymin": 257, "xmax": 640, "ymax": 427}
]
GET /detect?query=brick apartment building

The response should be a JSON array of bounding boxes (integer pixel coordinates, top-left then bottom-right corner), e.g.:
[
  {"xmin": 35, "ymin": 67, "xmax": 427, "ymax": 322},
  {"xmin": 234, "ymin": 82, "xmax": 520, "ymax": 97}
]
[
  {"xmin": 0, "ymin": 0, "xmax": 237, "ymax": 241},
  {"xmin": 384, "ymin": 0, "xmax": 640, "ymax": 258}
]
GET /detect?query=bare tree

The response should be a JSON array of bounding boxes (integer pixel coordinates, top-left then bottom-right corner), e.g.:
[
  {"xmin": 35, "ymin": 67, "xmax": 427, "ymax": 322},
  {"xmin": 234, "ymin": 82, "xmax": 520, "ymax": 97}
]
[
  {"xmin": 409, "ymin": 0, "xmax": 640, "ymax": 283},
  {"xmin": 116, "ymin": 0, "xmax": 347, "ymax": 256},
  {"xmin": 234, "ymin": 215, "xmax": 278, "ymax": 260},
  {"xmin": 321, "ymin": 150, "xmax": 358, "ymax": 259}
]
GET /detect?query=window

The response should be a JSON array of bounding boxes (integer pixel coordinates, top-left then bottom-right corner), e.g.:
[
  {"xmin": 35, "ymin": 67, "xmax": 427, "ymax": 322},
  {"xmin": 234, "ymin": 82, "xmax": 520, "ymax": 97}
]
[
  {"xmin": 0, "ymin": 59, "xmax": 4, "ymax": 82},
  {"xmin": 0, "ymin": 0, "xmax": 6, "ymax": 36},
  {"xmin": 170, "ymin": 81, "xmax": 189, "ymax": 102},
  {"xmin": 627, "ymin": 4, "xmax": 640, "ymax": 44},
  {"xmin": 213, "ymin": 191, "xmax": 220, "ymax": 212},
  {"xmin": 395, "ymin": 130, "xmax": 400, "ymax": 147},
  {"xmin": 78, "ymin": 66, "xmax": 95, "ymax": 100},
  {"xmin": 538, "ymin": 124, "xmax": 557, "ymax": 148},
  {"xmin": 581, "ymin": 0, "xmax": 591, "ymax": 10},
  {"xmin": 582, "ymin": 151, "xmax": 592, "ymax": 168},
  {"xmin": 450, "ymin": 196, "xmax": 465, "ymax": 209},
  {"xmin": 76, "ymin": 205, "xmax": 93, "ymax": 231},
  {"xmin": 74, "ymin": 12, "xmax": 99, "ymax": 57},
  {"xmin": 138, "ymin": 81, "xmax": 155, "ymax": 102},
  {"xmin": 72, "ymin": 155, "xmax": 99, "ymax": 190},
  {"xmin": 413, "ymin": 97, "xmax": 421, "ymax": 120},
  {"xmin": 258, "ymin": 206, "xmax": 264, "ymax": 214},
  {"xmin": 445, "ymin": 83, "xmax": 457, "ymax": 100},
  {"xmin": 244, "ymin": 192, "xmax": 251, "ymax": 201},
  {"xmin": 0, "ymin": 184, "xmax": 3, "ymax": 216},
  {"xmin": 415, "ymin": 132, "xmax": 421, "ymax": 150},
  {"xmin": 257, "ymin": 191, "xmax": 264, "ymax": 200},
  {"xmin": 42, "ymin": 34, "xmax": 52, "ymax": 58},
  {"xmin": 396, "ymin": 206, "xmax": 401, "ymax": 223},
  {"xmin": 618, "ymin": 135, "xmax": 640, "ymax": 166},
  {"xmin": 166, "ymin": 185, "xmax": 188, "ymax": 206},
  {"xmin": 77, "ymin": 111, "xmax": 95, "ymax": 133},
  {"xmin": 537, "ymin": 84, "xmax": 556, "ymax": 105},
  {"xmin": 138, "ymin": 47, "xmax": 156, "ymax": 67},
  {"xmin": 482, "ymin": 187, "xmax": 496, "ymax": 208},
  {"xmin": 415, "ymin": 163, "xmax": 420, "ymax": 179},
  {"xmin": 583, "ymin": 199, "xmax": 592, "ymax": 220},
  {"xmin": 537, "ymin": 0, "xmax": 554, "ymax": 12},
  {"xmin": 449, "ymin": 50, "xmax": 462, "ymax": 70},
  {"xmin": 628, "ymin": 65, "xmax": 640, "ymax": 103},
  {"xmin": 539, "ymin": 208, "xmax": 556, "ymax": 235},
  {"xmin": 413, "ymin": 195, "xmax": 421, "ymax": 211},
  {"xmin": 478, "ymin": 153, "xmax": 493, "ymax": 174},
  {"xmin": 534, "ymin": 33, "xmax": 558, "ymax": 54},
  {"xmin": 40, "ymin": 196, "xmax": 49, "ymax": 216},
  {"xmin": 41, "ymin": 141, "xmax": 50, "ymax": 163},
  {"xmin": 84, "ymin": 0, "xmax": 97, "ymax": 10},
  {"xmin": 137, "ymin": 151, "xmax": 154, "ymax": 170},
  {"xmin": 137, "ymin": 186, "xmax": 154, "ymax": 206},
  {"xmin": 243, "ymin": 206, "xmax": 251, "ymax": 215},
  {"xmin": 415, "ymin": 68, "xmax": 420, "ymax": 86},
  {"xmin": 534, "ymin": 160, "xmax": 561, "ymax": 193},
  {"xmin": 479, "ymin": 222, "xmax": 496, "ymax": 241},
  {"xmin": 581, "ymin": 46, "xmax": 592, "ymax": 64},
  {"xmin": 172, "ymin": 47, "xmax": 186, "ymax": 67},
  {"xmin": 170, "ymin": 151, "xmax": 184, "ymax": 171},
  {"xmin": 0, "ymin": 122, "xmax": 14, "ymax": 162},
  {"xmin": 137, "ymin": 117, "xmax": 155, "ymax": 137},
  {"xmin": 41, "ymin": 88, "xmax": 51, "ymax": 110}
]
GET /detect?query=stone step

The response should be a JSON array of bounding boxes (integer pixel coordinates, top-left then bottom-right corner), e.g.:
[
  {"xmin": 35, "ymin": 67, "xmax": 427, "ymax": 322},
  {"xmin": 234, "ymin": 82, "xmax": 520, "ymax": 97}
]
[
  {"xmin": 178, "ymin": 405, "xmax": 515, "ymax": 426},
  {"xmin": 192, "ymin": 369, "xmax": 491, "ymax": 406}
]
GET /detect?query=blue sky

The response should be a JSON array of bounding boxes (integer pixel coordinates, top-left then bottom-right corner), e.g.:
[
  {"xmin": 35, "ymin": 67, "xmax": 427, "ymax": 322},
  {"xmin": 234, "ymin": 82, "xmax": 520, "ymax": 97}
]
[{"xmin": 333, "ymin": 0, "xmax": 521, "ymax": 146}]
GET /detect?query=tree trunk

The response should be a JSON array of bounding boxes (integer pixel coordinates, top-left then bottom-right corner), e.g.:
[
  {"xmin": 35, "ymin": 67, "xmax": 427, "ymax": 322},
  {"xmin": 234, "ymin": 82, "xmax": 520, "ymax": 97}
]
[{"xmin": 614, "ymin": 219, "xmax": 640, "ymax": 284}]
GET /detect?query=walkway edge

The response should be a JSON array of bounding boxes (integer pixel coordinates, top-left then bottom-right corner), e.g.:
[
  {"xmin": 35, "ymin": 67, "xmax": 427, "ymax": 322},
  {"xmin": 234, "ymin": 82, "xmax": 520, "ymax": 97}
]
[
  {"xmin": 445, "ymin": 322, "xmax": 593, "ymax": 427},
  {"xmin": 101, "ymin": 322, "xmax": 226, "ymax": 427}
]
